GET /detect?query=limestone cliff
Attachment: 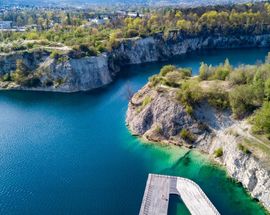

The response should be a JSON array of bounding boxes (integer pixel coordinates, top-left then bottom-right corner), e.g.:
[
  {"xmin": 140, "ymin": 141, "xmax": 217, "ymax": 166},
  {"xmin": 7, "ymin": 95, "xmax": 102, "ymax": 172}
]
[
  {"xmin": 2, "ymin": 33, "xmax": 270, "ymax": 92},
  {"xmin": 126, "ymin": 84, "xmax": 270, "ymax": 211}
]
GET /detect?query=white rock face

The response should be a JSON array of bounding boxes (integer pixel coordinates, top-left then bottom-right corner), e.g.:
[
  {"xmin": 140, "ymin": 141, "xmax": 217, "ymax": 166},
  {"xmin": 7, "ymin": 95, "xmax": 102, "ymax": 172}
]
[
  {"xmin": 40, "ymin": 54, "xmax": 112, "ymax": 92},
  {"xmin": 126, "ymin": 85, "xmax": 270, "ymax": 211},
  {"xmin": 211, "ymin": 131, "xmax": 270, "ymax": 211}
]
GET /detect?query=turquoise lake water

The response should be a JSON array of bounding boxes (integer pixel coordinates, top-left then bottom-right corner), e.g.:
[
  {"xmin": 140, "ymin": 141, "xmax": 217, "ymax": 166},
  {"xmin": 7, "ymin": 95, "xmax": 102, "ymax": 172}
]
[{"xmin": 0, "ymin": 48, "xmax": 269, "ymax": 215}]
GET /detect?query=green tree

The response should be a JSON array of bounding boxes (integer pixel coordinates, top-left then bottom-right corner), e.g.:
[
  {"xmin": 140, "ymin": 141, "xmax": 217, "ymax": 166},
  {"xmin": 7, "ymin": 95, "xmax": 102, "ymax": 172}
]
[
  {"xmin": 229, "ymin": 85, "xmax": 257, "ymax": 118},
  {"xmin": 265, "ymin": 78, "xmax": 270, "ymax": 100},
  {"xmin": 199, "ymin": 62, "xmax": 210, "ymax": 80},
  {"xmin": 11, "ymin": 60, "xmax": 29, "ymax": 84},
  {"xmin": 252, "ymin": 102, "xmax": 270, "ymax": 137}
]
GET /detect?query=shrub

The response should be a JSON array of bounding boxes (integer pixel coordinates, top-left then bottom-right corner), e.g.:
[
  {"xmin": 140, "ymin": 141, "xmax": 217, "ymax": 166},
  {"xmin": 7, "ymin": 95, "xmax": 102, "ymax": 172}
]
[
  {"xmin": 214, "ymin": 147, "xmax": 223, "ymax": 157},
  {"xmin": 44, "ymin": 79, "xmax": 54, "ymax": 87},
  {"xmin": 72, "ymin": 44, "xmax": 98, "ymax": 57},
  {"xmin": 237, "ymin": 144, "xmax": 251, "ymax": 155},
  {"xmin": 1, "ymin": 73, "xmax": 12, "ymax": 82},
  {"xmin": 125, "ymin": 29, "xmax": 139, "ymax": 38},
  {"xmin": 137, "ymin": 96, "xmax": 152, "ymax": 113},
  {"xmin": 178, "ymin": 68, "xmax": 192, "ymax": 78},
  {"xmin": 149, "ymin": 75, "xmax": 162, "ymax": 87},
  {"xmin": 55, "ymin": 78, "xmax": 65, "ymax": 87},
  {"xmin": 154, "ymin": 126, "xmax": 163, "ymax": 135},
  {"xmin": 228, "ymin": 67, "xmax": 250, "ymax": 85},
  {"xmin": 229, "ymin": 85, "xmax": 257, "ymax": 118},
  {"xmin": 176, "ymin": 80, "xmax": 203, "ymax": 109},
  {"xmin": 180, "ymin": 128, "xmax": 189, "ymax": 139},
  {"xmin": 252, "ymin": 102, "xmax": 270, "ymax": 138},
  {"xmin": 26, "ymin": 43, "xmax": 34, "ymax": 49},
  {"xmin": 265, "ymin": 78, "xmax": 270, "ymax": 100},
  {"xmin": 142, "ymin": 96, "xmax": 152, "ymax": 107},
  {"xmin": 11, "ymin": 60, "xmax": 30, "ymax": 84},
  {"xmin": 180, "ymin": 128, "xmax": 195, "ymax": 142},
  {"xmin": 165, "ymin": 71, "xmax": 183, "ymax": 83},
  {"xmin": 160, "ymin": 65, "xmax": 177, "ymax": 76},
  {"xmin": 213, "ymin": 67, "xmax": 230, "ymax": 80},
  {"xmin": 199, "ymin": 59, "xmax": 231, "ymax": 81},
  {"xmin": 50, "ymin": 51, "xmax": 60, "ymax": 59},
  {"xmin": 199, "ymin": 62, "xmax": 211, "ymax": 80},
  {"xmin": 205, "ymin": 88, "xmax": 229, "ymax": 110},
  {"xmin": 21, "ymin": 77, "xmax": 41, "ymax": 87}
]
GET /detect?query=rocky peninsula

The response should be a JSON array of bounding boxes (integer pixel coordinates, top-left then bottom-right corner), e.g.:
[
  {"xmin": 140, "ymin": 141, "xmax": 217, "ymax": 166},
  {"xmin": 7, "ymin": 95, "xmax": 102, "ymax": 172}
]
[{"xmin": 126, "ymin": 64, "xmax": 270, "ymax": 211}]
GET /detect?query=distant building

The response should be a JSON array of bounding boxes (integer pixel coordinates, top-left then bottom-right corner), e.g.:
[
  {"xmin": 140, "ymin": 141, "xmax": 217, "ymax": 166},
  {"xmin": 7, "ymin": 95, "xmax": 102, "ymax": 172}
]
[
  {"xmin": 127, "ymin": 12, "xmax": 140, "ymax": 18},
  {"xmin": 89, "ymin": 16, "xmax": 110, "ymax": 26},
  {"xmin": 0, "ymin": 21, "xmax": 12, "ymax": 29},
  {"xmin": 116, "ymin": 11, "xmax": 143, "ymax": 18}
]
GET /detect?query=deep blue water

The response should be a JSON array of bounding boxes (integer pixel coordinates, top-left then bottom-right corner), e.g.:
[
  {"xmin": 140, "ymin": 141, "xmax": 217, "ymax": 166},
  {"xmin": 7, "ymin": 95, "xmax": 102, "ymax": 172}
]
[{"xmin": 0, "ymin": 48, "xmax": 268, "ymax": 215}]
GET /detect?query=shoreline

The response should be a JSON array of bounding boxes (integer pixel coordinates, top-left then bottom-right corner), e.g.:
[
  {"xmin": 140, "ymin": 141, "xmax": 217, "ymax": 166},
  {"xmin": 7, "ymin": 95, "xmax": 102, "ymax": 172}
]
[{"xmin": 1, "ymin": 33, "xmax": 270, "ymax": 92}]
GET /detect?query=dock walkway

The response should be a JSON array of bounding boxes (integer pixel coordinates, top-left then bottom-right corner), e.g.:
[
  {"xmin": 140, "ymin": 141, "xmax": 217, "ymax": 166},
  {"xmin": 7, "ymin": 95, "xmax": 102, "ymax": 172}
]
[{"xmin": 139, "ymin": 174, "xmax": 220, "ymax": 215}]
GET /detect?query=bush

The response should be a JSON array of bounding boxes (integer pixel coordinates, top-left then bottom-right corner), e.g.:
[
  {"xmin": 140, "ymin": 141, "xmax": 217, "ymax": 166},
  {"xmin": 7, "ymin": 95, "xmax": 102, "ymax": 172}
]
[
  {"xmin": 50, "ymin": 51, "xmax": 60, "ymax": 59},
  {"xmin": 176, "ymin": 80, "xmax": 203, "ymax": 110},
  {"xmin": 237, "ymin": 144, "xmax": 251, "ymax": 155},
  {"xmin": 160, "ymin": 65, "xmax": 177, "ymax": 76},
  {"xmin": 154, "ymin": 126, "xmax": 163, "ymax": 135},
  {"xmin": 213, "ymin": 67, "xmax": 230, "ymax": 80},
  {"xmin": 149, "ymin": 75, "xmax": 162, "ymax": 87},
  {"xmin": 252, "ymin": 102, "xmax": 270, "ymax": 138},
  {"xmin": 205, "ymin": 89, "xmax": 229, "ymax": 110},
  {"xmin": 178, "ymin": 68, "xmax": 192, "ymax": 78},
  {"xmin": 1, "ymin": 73, "xmax": 12, "ymax": 82},
  {"xmin": 180, "ymin": 128, "xmax": 189, "ymax": 139},
  {"xmin": 180, "ymin": 128, "xmax": 195, "ymax": 142},
  {"xmin": 72, "ymin": 44, "xmax": 98, "ymax": 57},
  {"xmin": 229, "ymin": 85, "xmax": 257, "ymax": 118},
  {"xmin": 228, "ymin": 67, "xmax": 252, "ymax": 85},
  {"xmin": 142, "ymin": 96, "xmax": 152, "ymax": 107},
  {"xmin": 214, "ymin": 147, "xmax": 223, "ymax": 157},
  {"xmin": 125, "ymin": 29, "xmax": 139, "ymax": 38},
  {"xmin": 11, "ymin": 60, "xmax": 30, "ymax": 84},
  {"xmin": 199, "ymin": 62, "xmax": 210, "ymax": 80},
  {"xmin": 199, "ymin": 59, "xmax": 231, "ymax": 81},
  {"xmin": 21, "ymin": 77, "xmax": 41, "ymax": 87},
  {"xmin": 44, "ymin": 79, "xmax": 54, "ymax": 87},
  {"xmin": 265, "ymin": 78, "xmax": 270, "ymax": 100},
  {"xmin": 137, "ymin": 96, "xmax": 152, "ymax": 113}
]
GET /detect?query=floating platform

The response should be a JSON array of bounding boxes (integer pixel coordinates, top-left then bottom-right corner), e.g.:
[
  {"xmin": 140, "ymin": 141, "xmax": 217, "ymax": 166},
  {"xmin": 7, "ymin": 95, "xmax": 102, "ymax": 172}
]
[{"xmin": 139, "ymin": 174, "xmax": 220, "ymax": 215}]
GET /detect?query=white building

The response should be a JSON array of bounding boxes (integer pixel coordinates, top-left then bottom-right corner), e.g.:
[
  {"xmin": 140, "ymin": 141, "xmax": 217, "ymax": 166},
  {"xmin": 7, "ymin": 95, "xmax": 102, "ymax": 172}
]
[
  {"xmin": 127, "ymin": 12, "xmax": 140, "ymax": 18},
  {"xmin": 89, "ymin": 17, "xmax": 106, "ymax": 25},
  {"xmin": 0, "ymin": 21, "xmax": 12, "ymax": 29}
]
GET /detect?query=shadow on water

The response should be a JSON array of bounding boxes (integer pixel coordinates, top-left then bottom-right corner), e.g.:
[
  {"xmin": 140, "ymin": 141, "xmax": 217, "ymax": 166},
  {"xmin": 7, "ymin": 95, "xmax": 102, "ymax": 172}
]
[
  {"xmin": 168, "ymin": 194, "xmax": 191, "ymax": 215},
  {"xmin": 160, "ymin": 150, "xmax": 192, "ymax": 175}
]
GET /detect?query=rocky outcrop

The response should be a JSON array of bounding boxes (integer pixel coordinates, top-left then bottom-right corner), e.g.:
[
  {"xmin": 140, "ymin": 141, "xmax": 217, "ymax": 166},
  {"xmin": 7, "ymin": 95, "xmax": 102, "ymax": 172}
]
[
  {"xmin": 37, "ymin": 54, "xmax": 112, "ymax": 92},
  {"xmin": 2, "ymin": 32, "xmax": 270, "ymax": 92},
  {"xmin": 0, "ymin": 51, "xmax": 112, "ymax": 92},
  {"xmin": 126, "ymin": 84, "xmax": 270, "ymax": 211}
]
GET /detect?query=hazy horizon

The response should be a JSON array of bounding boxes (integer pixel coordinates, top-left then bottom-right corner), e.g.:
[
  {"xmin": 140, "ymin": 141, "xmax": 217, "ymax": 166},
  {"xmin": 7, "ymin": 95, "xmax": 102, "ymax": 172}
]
[{"xmin": 0, "ymin": 0, "xmax": 263, "ymax": 7}]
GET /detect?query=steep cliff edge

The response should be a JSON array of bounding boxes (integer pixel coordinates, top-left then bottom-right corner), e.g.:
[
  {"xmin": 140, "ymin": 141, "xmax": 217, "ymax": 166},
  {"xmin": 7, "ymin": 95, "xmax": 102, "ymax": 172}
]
[
  {"xmin": 126, "ymin": 83, "xmax": 270, "ymax": 211},
  {"xmin": 1, "ymin": 33, "xmax": 270, "ymax": 92}
]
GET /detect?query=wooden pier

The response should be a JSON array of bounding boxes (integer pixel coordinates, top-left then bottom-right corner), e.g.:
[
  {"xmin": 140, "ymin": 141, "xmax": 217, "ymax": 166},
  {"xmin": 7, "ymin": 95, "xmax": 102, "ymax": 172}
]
[{"xmin": 139, "ymin": 174, "xmax": 220, "ymax": 215}]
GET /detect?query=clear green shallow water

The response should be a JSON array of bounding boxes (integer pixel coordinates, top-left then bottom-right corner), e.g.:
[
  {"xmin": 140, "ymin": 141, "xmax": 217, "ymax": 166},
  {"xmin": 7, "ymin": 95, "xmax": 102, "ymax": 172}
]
[{"xmin": 0, "ymin": 48, "xmax": 269, "ymax": 215}]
